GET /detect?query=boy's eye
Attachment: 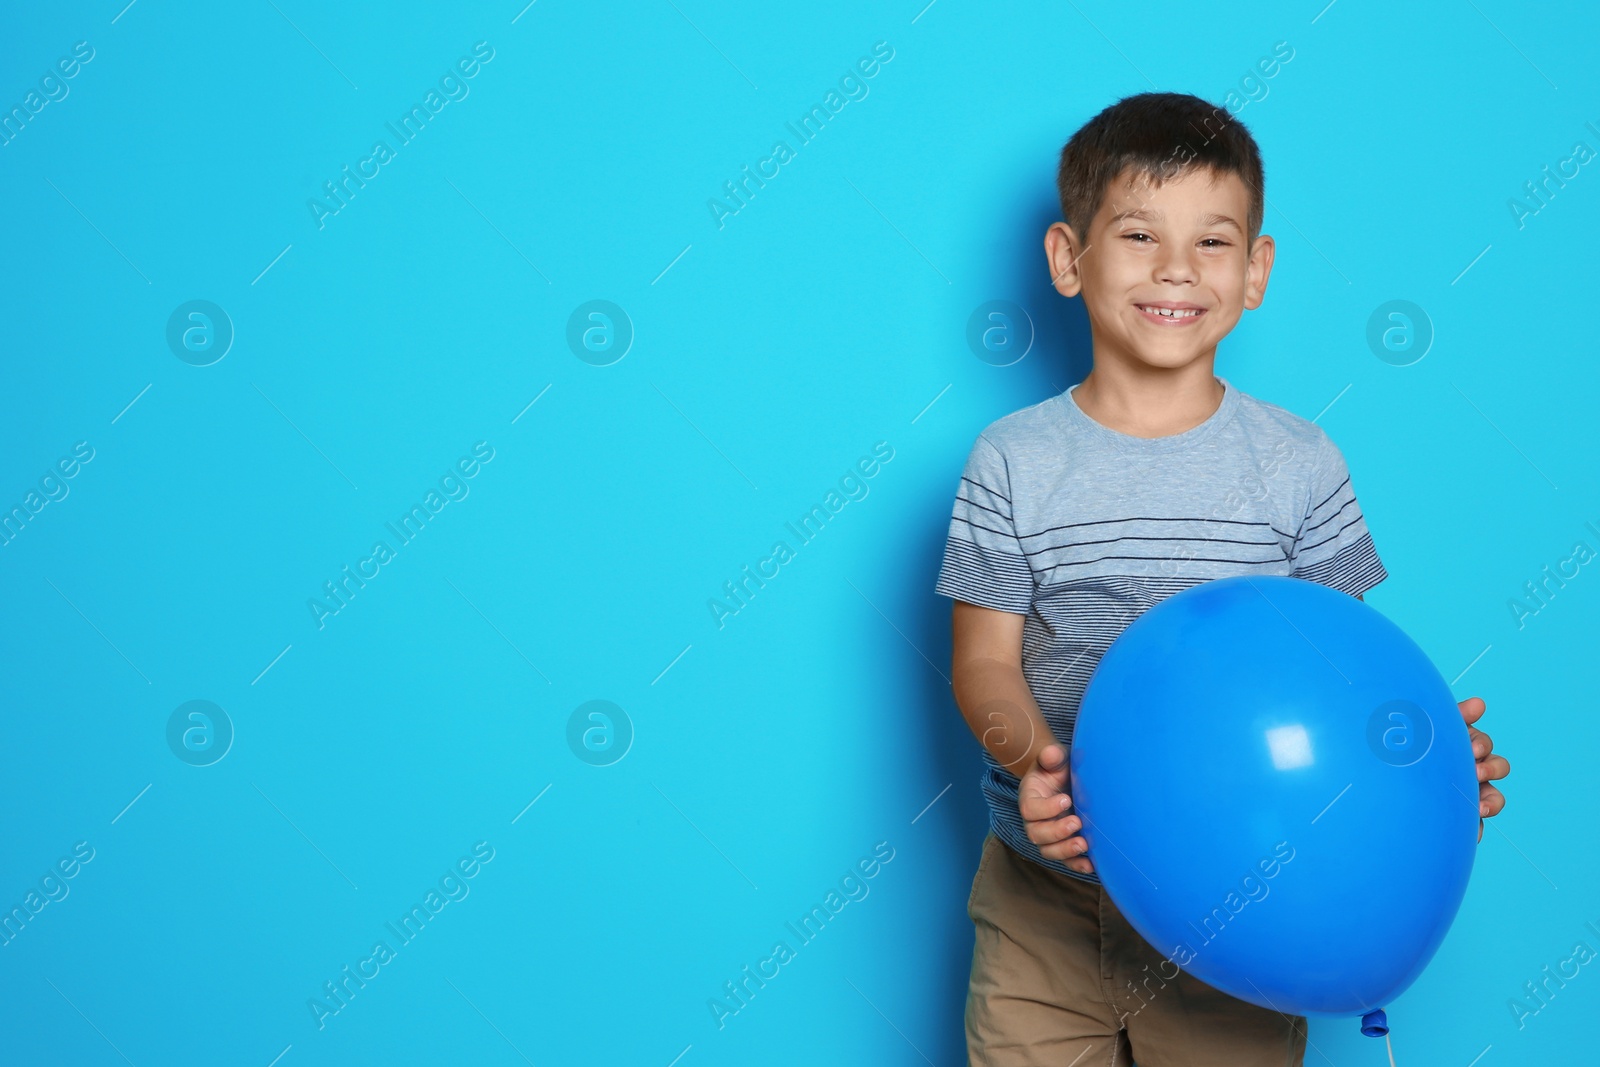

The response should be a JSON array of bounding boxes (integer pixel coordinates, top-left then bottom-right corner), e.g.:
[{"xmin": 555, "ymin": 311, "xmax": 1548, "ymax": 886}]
[{"xmin": 1121, "ymin": 233, "xmax": 1232, "ymax": 248}]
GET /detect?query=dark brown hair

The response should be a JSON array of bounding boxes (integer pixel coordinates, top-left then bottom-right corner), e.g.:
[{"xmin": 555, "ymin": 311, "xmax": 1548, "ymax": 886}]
[{"xmin": 1056, "ymin": 91, "xmax": 1265, "ymax": 245}]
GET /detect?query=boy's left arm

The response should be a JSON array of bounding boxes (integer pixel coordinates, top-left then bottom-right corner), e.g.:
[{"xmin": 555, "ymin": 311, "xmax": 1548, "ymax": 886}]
[{"xmin": 1357, "ymin": 595, "xmax": 1510, "ymax": 841}]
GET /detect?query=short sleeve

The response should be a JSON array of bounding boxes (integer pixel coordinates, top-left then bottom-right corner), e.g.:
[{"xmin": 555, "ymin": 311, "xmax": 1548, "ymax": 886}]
[
  {"xmin": 1289, "ymin": 435, "xmax": 1389, "ymax": 597},
  {"xmin": 934, "ymin": 433, "xmax": 1035, "ymax": 614}
]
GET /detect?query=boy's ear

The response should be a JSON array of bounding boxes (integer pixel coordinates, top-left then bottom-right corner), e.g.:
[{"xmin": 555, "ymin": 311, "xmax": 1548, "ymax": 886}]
[
  {"xmin": 1045, "ymin": 221, "xmax": 1089, "ymax": 298},
  {"xmin": 1243, "ymin": 233, "xmax": 1276, "ymax": 310}
]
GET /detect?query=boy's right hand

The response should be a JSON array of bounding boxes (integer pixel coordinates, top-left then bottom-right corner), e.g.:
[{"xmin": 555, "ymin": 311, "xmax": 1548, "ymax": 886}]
[{"xmin": 1019, "ymin": 743, "xmax": 1094, "ymax": 875}]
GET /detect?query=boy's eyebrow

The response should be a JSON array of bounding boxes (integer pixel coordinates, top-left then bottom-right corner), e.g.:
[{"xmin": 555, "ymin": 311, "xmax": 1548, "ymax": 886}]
[
  {"xmin": 1108, "ymin": 207, "xmax": 1244, "ymax": 233},
  {"xmin": 1199, "ymin": 213, "xmax": 1244, "ymax": 233}
]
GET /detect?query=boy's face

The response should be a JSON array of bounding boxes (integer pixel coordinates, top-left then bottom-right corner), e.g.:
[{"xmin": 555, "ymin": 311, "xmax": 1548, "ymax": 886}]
[{"xmin": 1046, "ymin": 164, "xmax": 1274, "ymax": 371}]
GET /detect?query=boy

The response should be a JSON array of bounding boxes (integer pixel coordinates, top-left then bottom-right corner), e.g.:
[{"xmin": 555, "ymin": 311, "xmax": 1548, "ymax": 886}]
[{"xmin": 935, "ymin": 92, "xmax": 1511, "ymax": 1066}]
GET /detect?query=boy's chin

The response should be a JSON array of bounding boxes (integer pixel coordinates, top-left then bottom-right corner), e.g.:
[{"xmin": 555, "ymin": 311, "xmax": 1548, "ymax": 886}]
[{"xmin": 1120, "ymin": 344, "xmax": 1212, "ymax": 369}]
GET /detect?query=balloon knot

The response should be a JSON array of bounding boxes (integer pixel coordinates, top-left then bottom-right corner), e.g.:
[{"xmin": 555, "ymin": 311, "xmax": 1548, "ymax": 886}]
[{"xmin": 1360, "ymin": 1008, "xmax": 1389, "ymax": 1037}]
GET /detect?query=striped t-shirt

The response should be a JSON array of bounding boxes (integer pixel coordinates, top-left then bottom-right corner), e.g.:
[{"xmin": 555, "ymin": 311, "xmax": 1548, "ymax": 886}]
[{"xmin": 934, "ymin": 375, "xmax": 1388, "ymax": 883}]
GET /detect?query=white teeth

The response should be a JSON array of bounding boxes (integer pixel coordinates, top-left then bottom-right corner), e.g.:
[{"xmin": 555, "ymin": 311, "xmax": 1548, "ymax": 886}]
[{"xmin": 1140, "ymin": 305, "xmax": 1200, "ymax": 318}]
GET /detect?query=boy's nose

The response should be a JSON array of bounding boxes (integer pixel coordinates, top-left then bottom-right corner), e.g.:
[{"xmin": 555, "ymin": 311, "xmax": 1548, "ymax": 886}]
[{"xmin": 1155, "ymin": 250, "xmax": 1201, "ymax": 284}]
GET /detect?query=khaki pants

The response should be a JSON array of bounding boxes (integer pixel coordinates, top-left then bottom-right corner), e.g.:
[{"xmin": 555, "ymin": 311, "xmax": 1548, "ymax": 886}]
[{"xmin": 965, "ymin": 832, "xmax": 1307, "ymax": 1066}]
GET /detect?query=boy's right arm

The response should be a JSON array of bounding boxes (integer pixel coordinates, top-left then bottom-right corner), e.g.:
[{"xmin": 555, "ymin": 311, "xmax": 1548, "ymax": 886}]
[{"xmin": 951, "ymin": 600, "xmax": 1094, "ymax": 874}]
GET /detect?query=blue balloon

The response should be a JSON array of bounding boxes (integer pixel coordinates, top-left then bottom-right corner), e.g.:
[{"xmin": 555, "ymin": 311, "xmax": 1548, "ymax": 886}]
[{"xmin": 1068, "ymin": 576, "xmax": 1477, "ymax": 1023}]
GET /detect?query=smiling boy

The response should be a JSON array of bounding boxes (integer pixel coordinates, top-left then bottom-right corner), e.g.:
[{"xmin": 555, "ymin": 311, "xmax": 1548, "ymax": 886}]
[{"xmin": 935, "ymin": 92, "xmax": 1511, "ymax": 1066}]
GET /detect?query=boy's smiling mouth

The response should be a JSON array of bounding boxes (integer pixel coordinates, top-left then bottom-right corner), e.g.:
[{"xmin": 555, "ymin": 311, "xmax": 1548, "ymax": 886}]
[{"xmin": 1135, "ymin": 301, "xmax": 1207, "ymax": 324}]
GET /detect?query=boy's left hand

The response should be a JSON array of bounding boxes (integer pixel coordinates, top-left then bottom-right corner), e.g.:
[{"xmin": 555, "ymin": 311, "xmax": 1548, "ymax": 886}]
[{"xmin": 1460, "ymin": 696, "xmax": 1509, "ymax": 843}]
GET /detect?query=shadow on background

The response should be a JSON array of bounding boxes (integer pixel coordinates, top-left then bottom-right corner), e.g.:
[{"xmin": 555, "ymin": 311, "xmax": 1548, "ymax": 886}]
[{"xmin": 897, "ymin": 188, "xmax": 1096, "ymax": 1059}]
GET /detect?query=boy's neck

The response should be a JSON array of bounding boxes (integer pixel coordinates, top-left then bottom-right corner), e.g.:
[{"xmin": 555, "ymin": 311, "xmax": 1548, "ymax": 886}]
[{"xmin": 1071, "ymin": 358, "xmax": 1225, "ymax": 440}]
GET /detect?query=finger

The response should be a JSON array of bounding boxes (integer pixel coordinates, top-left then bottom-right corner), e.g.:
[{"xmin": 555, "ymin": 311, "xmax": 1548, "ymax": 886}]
[
  {"xmin": 1477, "ymin": 754, "xmax": 1510, "ymax": 783},
  {"xmin": 1019, "ymin": 761, "xmax": 1070, "ymax": 799},
  {"xmin": 1457, "ymin": 696, "xmax": 1486, "ymax": 726},
  {"xmin": 1027, "ymin": 816, "xmax": 1083, "ymax": 846},
  {"xmin": 1479, "ymin": 783, "xmax": 1506, "ymax": 819},
  {"xmin": 1018, "ymin": 756, "xmax": 1066, "ymax": 794},
  {"xmin": 1066, "ymin": 855, "xmax": 1095, "ymax": 875},
  {"xmin": 1020, "ymin": 791, "xmax": 1073, "ymax": 822},
  {"xmin": 1477, "ymin": 819, "xmax": 1485, "ymax": 844},
  {"xmin": 1018, "ymin": 770, "xmax": 1062, "ymax": 798},
  {"xmin": 1038, "ymin": 832, "xmax": 1091, "ymax": 859},
  {"xmin": 1470, "ymin": 729, "xmax": 1493, "ymax": 760},
  {"xmin": 1034, "ymin": 744, "xmax": 1070, "ymax": 785}
]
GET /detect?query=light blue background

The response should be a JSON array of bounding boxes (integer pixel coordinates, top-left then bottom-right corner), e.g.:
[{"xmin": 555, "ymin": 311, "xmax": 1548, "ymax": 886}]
[{"xmin": 1, "ymin": 1, "xmax": 1594, "ymax": 1064}]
